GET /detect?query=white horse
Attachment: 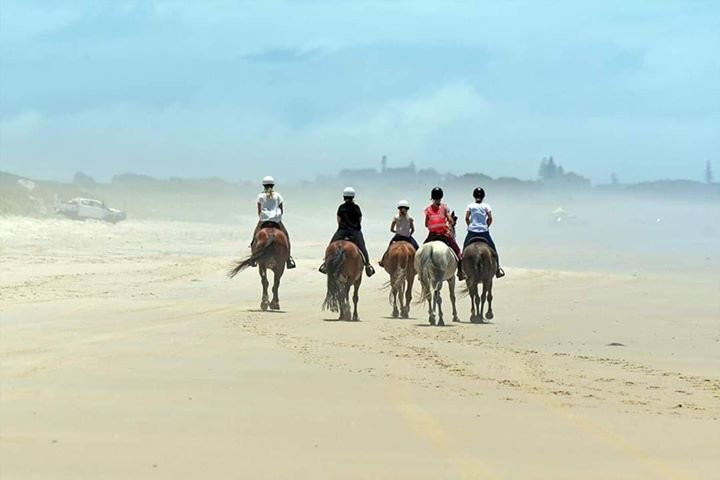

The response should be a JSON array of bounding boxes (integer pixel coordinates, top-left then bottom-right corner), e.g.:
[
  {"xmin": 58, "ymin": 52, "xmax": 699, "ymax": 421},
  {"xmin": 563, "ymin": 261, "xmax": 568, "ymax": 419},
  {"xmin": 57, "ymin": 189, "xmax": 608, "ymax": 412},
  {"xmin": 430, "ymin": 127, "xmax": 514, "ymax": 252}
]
[{"xmin": 414, "ymin": 241, "xmax": 459, "ymax": 326}]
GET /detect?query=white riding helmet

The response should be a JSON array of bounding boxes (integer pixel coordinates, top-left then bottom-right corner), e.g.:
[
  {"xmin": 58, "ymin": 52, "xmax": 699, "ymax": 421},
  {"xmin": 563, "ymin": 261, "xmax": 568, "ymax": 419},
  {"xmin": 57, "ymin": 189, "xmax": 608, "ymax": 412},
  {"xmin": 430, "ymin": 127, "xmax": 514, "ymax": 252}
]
[
  {"xmin": 343, "ymin": 186, "xmax": 356, "ymax": 198},
  {"xmin": 262, "ymin": 176, "xmax": 275, "ymax": 186},
  {"xmin": 397, "ymin": 200, "xmax": 410, "ymax": 208}
]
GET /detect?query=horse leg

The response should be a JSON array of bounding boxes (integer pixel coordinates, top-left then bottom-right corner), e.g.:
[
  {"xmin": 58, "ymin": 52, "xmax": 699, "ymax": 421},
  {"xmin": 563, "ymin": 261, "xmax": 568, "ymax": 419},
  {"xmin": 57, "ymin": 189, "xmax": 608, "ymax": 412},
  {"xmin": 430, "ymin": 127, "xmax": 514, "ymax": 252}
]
[
  {"xmin": 352, "ymin": 281, "xmax": 360, "ymax": 321},
  {"xmin": 485, "ymin": 279, "xmax": 494, "ymax": 320},
  {"xmin": 342, "ymin": 283, "xmax": 352, "ymax": 321},
  {"xmin": 403, "ymin": 274, "xmax": 413, "ymax": 318},
  {"xmin": 270, "ymin": 267, "xmax": 282, "ymax": 310},
  {"xmin": 426, "ymin": 282, "xmax": 435, "ymax": 325},
  {"xmin": 448, "ymin": 277, "xmax": 459, "ymax": 322},
  {"xmin": 435, "ymin": 287, "xmax": 444, "ymax": 326},
  {"xmin": 391, "ymin": 274, "xmax": 399, "ymax": 318},
  {"xmin": 259, "ymin": 266, "xmax": 269, "ymax": 311},
  {"xmin": 469, "ymin": 283, "xmax": 478, "ymax": 322},
  {"xmin": 479, "ymin": 282, "xmax": 487, "ymax": 322}
]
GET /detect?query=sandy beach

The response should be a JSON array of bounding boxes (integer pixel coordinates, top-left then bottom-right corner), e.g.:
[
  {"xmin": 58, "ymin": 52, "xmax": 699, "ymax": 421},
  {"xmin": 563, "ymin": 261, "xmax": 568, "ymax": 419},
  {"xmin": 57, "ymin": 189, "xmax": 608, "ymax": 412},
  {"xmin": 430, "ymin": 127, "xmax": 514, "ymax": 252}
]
[{"xmin": 1, "ymin": 216, "xmax": 719, "ymax": 479}]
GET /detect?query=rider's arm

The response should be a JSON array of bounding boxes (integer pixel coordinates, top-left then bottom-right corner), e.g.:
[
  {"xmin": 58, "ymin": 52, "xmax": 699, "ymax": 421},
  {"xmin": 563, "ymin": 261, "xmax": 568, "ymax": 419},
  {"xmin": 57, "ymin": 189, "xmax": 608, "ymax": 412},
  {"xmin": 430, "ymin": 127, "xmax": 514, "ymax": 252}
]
[
  {"xmin": 257, "ymin": 201, "xmax": 261, "ymax": 218},
  {"xmin": 487, "ymin": 211, "xmax": 493, "ymax": 227},
  {"xmin": 280, "ymin": 203, "xmax": 284, "ymax": 215},
  {"xmin": 390, "ymin": 218, "xmax": 397, "ymax": 233},
  {"xmin": 465, "ymin": 210, "xmax": 471, "ymax": 225},
  {"xmin": 410, "ymin": 218, "xmax": 415, "ymax": 235}
]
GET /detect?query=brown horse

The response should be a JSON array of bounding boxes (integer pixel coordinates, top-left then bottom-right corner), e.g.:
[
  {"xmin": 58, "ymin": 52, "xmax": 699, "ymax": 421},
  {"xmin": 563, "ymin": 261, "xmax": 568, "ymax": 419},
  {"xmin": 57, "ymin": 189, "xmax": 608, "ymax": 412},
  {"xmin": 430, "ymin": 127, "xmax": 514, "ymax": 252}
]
[
  {"xmin": 228, "ymin": 225, "xmax": 290, "ymax": 311},
  {"xmin": 382, "ymin": 241, "xmax": 416, "ymax": 318},
  {"xmin": 322, "ymin": 240, "xmax": 363, "ymax": 321},
  {"xmin": 461, "ymin": 241, "xmax": 497, "ymax": 322}
]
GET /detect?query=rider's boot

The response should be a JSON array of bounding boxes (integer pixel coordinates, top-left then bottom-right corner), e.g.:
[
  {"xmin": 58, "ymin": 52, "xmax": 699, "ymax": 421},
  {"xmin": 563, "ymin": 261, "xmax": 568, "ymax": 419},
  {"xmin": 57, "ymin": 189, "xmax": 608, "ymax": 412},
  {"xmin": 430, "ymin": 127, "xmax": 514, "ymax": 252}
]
[
  {"xmin": 286, "ymin": 256, "xmax": 296, "ymax": 269},
  {"xmin": 457, "ymin": 262, "xmax": 466, "ymax": 281},
  {"xmin": 365, "ymin": 264, "xmax": 375, "ymax": 277}
]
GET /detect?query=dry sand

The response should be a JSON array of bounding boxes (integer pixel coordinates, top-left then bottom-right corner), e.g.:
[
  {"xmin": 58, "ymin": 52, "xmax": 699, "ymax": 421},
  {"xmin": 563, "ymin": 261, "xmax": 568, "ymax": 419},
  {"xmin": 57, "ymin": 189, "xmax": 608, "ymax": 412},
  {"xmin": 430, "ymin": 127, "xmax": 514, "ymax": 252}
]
[{"xmin": 1, "ymin": 217, "xmax": 719, "ymax": 479}]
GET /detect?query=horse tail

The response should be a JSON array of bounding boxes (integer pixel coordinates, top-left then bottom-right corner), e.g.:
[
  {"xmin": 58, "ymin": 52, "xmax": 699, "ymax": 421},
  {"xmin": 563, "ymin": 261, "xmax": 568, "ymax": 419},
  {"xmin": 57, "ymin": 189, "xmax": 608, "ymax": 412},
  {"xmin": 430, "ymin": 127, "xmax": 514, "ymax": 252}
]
[
  {"xmin": 228, "ymin": 233, "xmax": 276, "ymax": 278},
  {"xmin": 322, "ymin": 246, "xmax": 346, "ymax": 312},
  {"xmin": 416, "ymin": 248, "xmax": 437, "ymax": 304}
]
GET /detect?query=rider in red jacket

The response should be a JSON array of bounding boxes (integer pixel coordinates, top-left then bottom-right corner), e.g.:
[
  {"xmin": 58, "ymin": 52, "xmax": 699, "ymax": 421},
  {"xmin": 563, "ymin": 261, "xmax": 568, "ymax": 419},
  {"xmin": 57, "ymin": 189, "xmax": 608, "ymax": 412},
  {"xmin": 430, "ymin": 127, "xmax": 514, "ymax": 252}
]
[{"xmin": 423, "ymin": 187, "xmax": 464, "ymax": 280}]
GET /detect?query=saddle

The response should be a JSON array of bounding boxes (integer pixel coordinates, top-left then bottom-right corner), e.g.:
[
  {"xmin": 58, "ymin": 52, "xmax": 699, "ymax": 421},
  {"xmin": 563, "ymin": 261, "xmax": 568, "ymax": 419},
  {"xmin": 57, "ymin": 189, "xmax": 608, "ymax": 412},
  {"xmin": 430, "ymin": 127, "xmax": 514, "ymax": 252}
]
[
  {"xmin": 260, "ymin": 221, "xmax": 281, "ymax": 230},
  {"xmin": 336, "ymin": 236, "xmax": 366, "ymax": 264},
  {"xmin": 425, "ymin": 234, "xmax": 459, "ymax": 262},
  {"xmin": 465, "ymin": 236, "xmax": 497, "ymax": 255}
]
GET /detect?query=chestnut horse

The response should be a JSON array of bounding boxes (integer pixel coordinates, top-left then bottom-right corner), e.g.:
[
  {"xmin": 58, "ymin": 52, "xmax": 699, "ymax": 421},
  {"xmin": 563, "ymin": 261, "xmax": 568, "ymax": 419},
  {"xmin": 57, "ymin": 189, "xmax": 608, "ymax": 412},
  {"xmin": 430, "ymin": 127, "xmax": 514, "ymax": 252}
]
[
  {"xmin": 382, "ymin": 241, "xmax": 416, "ymax": 318},
  {"xmin": 228, "ymin": 225, "xmax": 289, "ymax": 311},
  {"xmin": 462, "ymin": 240, "xmax": 497, "ymax": 322},
  {"xmin": 322, "ymin": 240, "xmax": 363, "ymax": 321}
]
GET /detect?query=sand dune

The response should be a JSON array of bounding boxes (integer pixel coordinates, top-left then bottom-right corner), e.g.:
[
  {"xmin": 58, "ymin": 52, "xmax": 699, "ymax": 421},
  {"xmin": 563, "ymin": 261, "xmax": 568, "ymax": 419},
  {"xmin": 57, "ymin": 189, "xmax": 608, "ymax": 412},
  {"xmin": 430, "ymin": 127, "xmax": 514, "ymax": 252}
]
[{"xmin": 1, "ymin": 217, "xmax": 718, "ymax": 479}]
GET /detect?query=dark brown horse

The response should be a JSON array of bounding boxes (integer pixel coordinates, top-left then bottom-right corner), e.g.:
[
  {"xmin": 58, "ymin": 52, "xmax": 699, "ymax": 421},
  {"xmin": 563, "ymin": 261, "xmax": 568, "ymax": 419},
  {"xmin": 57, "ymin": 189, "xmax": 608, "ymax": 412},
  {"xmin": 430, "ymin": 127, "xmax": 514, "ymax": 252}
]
[
  {"xmin": 322, "ymin": 240, "xmax": 363, "ymax": 321},
  {"xmin": 382, "ymin": 241, "xmax": 416, "ymax": 318},
  {"xmin": 461, "ymin": 241, "xmax": 497, "ymax": 322},
  {"xmin": 229, "ymin": 225, "xmax": 290, "ymax": 311}
]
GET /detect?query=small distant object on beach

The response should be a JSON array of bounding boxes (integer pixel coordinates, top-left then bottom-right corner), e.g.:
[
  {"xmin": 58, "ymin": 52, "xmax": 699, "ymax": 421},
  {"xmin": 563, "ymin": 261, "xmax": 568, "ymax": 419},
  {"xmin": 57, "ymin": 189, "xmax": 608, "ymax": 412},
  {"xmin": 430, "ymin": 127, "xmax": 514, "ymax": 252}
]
[
  {"xmin": 55, "ymin": 197, "xmax": 126, "ymax": 223},
  {"xmin": 606, "ymin": 342, "xmax": 626, "ymax": 347}
]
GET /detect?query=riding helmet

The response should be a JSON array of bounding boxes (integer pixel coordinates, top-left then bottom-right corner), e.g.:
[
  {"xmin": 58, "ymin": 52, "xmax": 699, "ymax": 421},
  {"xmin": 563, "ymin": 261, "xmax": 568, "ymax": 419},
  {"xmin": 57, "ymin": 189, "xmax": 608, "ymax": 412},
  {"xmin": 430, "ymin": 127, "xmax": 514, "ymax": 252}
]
[
  {"xmin": 343, "ymin": 186, "xmax": 356, "ymax": 198},
  {"xmin": 262, "ymin": 176, "xmax": 275, "ymax": 186},
  {"xmin": 430, "ymin": 187, "xmax": 444, "ymax": 200},
  {"xmin": 473, "ymin": 187, "xmax": 485, "ymax": 200},
  {"xmin": 397, "ymin": 199, "xmax": 410, "ymax": 209}
]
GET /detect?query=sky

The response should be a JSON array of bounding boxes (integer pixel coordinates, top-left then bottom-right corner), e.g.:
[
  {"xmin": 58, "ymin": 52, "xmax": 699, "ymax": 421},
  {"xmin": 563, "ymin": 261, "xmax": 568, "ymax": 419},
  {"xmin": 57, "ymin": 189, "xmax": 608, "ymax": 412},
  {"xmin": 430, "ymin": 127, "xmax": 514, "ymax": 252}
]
[{"xmin": 1, "ymin": 1, "xmax": 718, "ymax": 184}]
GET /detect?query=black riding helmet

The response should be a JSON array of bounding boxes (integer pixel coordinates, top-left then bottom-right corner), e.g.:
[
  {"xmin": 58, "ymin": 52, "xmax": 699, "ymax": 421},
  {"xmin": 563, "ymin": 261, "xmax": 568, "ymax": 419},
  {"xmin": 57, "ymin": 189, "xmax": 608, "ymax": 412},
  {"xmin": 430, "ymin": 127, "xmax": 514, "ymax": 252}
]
[
  {"xmin": 431, "ymin": 187, "xmax": 444, "ymax": 200},
  {"xmin": 473, "ymin": 187, "xmax": 485, "ymax": 200}
]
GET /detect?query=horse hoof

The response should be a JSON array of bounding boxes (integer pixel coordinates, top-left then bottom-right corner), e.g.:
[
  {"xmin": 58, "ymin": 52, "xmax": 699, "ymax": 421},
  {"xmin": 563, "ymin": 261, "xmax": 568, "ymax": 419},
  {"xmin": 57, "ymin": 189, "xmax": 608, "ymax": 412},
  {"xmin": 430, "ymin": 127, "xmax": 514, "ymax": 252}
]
[
  {"xmin": 261, "ymin": 302, "xmax": 269, "ymax": 311},
  {"xmin": 401, "ymin": 312, "xmax": 409, "ymax": 319},
  {"xmin": 270, "ymin": 302, "xmax": 280, "ymax": 310},
  {"xmin": 485, "ymin": 312, "xmax": 494, "ymax": 320},
  {"xmin": 392, "ymin": 309, "xmax": 399, "ymax": 318},
  {"xmin": 353, "ymin": 315, "xmax": 359, "ymax": 321},
  {"xmin": 452, "ymin": 316, "xmax": 459, "ymax": 322},
  {"xmin": 437, "ymin": 319, "xmax": 445, "ymax": 327},
  {"xmin": 429, "ymin": 317, "xmax": 435, "ymax": 326}
]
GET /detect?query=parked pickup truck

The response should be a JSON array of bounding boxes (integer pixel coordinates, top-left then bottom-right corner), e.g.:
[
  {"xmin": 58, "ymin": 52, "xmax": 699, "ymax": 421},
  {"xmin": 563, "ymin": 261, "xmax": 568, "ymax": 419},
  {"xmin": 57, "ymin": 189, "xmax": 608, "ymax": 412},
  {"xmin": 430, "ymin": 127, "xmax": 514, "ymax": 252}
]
[{"xmin": 56, "ymin": 197, "xmax": 126, "ymax": 223}]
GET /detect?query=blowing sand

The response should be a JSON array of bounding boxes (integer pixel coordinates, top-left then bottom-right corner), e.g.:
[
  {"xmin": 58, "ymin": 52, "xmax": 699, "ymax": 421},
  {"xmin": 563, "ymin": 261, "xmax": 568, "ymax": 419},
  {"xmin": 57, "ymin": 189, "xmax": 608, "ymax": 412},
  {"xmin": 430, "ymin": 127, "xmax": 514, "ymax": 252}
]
[{"xmin": 1, "ymin": 217, "xmax": 719, "ymax": 479}]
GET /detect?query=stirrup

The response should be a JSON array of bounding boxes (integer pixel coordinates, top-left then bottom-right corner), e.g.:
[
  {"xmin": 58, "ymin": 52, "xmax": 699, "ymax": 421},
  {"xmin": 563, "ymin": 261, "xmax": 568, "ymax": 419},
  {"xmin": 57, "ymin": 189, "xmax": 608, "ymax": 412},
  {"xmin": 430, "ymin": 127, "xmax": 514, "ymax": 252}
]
[
  {"xmin": 365, "ymin": 265, "xmax": 375, "ymax": 277},
  {"xmin": 496, "ymin": 268, "xmax": 505, "ymax": 278},
  {"xmin": 318, "ymin": 263, "xmax": 327, "ymax": 274},
  {"xmin": 286, "ymin": 257, "xmax": 296, "ymax": 269}
]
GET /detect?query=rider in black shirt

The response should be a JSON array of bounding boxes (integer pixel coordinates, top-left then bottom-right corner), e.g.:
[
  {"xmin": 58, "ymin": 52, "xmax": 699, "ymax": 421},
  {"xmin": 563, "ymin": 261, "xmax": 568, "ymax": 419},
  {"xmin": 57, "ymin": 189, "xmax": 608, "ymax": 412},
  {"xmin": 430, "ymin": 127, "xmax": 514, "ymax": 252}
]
[{"xmin": 319, "ymin": 187, "xmax": 375, "ymax": 277}]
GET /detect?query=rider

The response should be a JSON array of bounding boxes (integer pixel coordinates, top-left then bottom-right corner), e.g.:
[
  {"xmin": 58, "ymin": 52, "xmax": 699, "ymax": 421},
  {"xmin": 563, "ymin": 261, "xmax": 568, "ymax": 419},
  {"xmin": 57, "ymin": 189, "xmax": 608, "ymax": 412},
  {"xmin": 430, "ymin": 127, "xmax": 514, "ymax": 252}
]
[
  {"xmin": 251, "ymin": 176, "xmax": 296, "ymax": 269},
  {"xmin": 424, "ymin": 187, "xmax": 465, "ymax": 280},
  {"xmin": 464, "ymin": 187, "xmax": 505, "ymax": 278},
  {"xmin": 319, "ymin": 187, "xmax": 375, "ymax": 277},
  {"xmin": 378, "ymin": 200, "xmax": 418, "ymax": 268}
]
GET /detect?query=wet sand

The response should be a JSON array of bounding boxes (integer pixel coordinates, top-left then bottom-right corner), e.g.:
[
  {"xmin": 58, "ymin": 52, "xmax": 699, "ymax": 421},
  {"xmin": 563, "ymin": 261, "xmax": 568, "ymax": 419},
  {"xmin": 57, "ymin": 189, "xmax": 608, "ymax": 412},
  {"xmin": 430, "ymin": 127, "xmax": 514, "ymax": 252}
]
[{"xmin": 1, "ymin": 217, "xmax": 719, "ymax": 479}]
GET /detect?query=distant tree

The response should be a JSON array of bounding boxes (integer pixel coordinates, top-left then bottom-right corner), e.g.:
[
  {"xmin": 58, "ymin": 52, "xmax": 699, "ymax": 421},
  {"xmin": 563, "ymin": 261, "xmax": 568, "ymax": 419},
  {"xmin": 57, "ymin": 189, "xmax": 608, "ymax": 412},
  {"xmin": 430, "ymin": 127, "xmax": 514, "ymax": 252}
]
[
  {"xmin": 705, "ymin": 160, "xmax": 714, "ymax": 184},
  {"xmin": 73, "ymin": 171, "xmax": 96, "ymax": 186},
  {"xmin": 610, "ymin": 173, "xmax": 619, "ymax": 185}
]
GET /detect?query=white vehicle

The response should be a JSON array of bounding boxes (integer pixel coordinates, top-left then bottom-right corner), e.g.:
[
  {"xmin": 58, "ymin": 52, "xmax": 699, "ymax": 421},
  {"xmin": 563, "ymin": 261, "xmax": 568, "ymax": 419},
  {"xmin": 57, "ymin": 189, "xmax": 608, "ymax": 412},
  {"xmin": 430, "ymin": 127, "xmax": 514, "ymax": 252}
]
[{"xmin": 56, "ymin": 197, "xmax": 126, "ymax": 223}]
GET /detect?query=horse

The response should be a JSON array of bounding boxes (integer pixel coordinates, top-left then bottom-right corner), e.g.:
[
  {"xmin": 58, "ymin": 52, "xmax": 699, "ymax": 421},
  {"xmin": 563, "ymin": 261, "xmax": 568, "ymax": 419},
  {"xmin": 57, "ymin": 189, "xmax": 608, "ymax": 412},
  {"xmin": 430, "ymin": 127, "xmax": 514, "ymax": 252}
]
[
  {"xmin": 228, "ymin": 224, "xmax": 289, "ymax": 311},
  {"xmin": 322, "ymin": 240, "xmax": 363, "ymax": 321},
  {"xmin": 414, "ymin": 241, "xmax": 459, "ymax": 326},
  {"xmin": 462, "ymin": 240, "xmax": 497, "ymax": 322},
  {"xmin": 382, "ymin": 241, "xmax": 416, "ymax": 318}
]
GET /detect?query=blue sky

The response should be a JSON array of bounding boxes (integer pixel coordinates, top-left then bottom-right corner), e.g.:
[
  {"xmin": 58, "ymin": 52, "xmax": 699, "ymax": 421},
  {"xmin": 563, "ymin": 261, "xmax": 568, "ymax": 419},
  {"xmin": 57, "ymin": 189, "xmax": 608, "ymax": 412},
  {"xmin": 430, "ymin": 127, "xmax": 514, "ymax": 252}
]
[{"xmin": 1, "ymin": 1, "xmax": 718, "ymax": 183}]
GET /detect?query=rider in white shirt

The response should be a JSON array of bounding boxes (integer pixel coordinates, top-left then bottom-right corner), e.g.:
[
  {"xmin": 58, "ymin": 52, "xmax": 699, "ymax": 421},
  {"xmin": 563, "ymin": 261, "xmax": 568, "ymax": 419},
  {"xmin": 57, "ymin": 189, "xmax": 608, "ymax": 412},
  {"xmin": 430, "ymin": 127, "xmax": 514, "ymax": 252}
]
[
  {"xmin": 464, "ymin": 187, "xmax": 504, "ymax": 278},
  {"xmin": 251, "ymin": 176, "xmax": 296, "ymax": 269}
]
